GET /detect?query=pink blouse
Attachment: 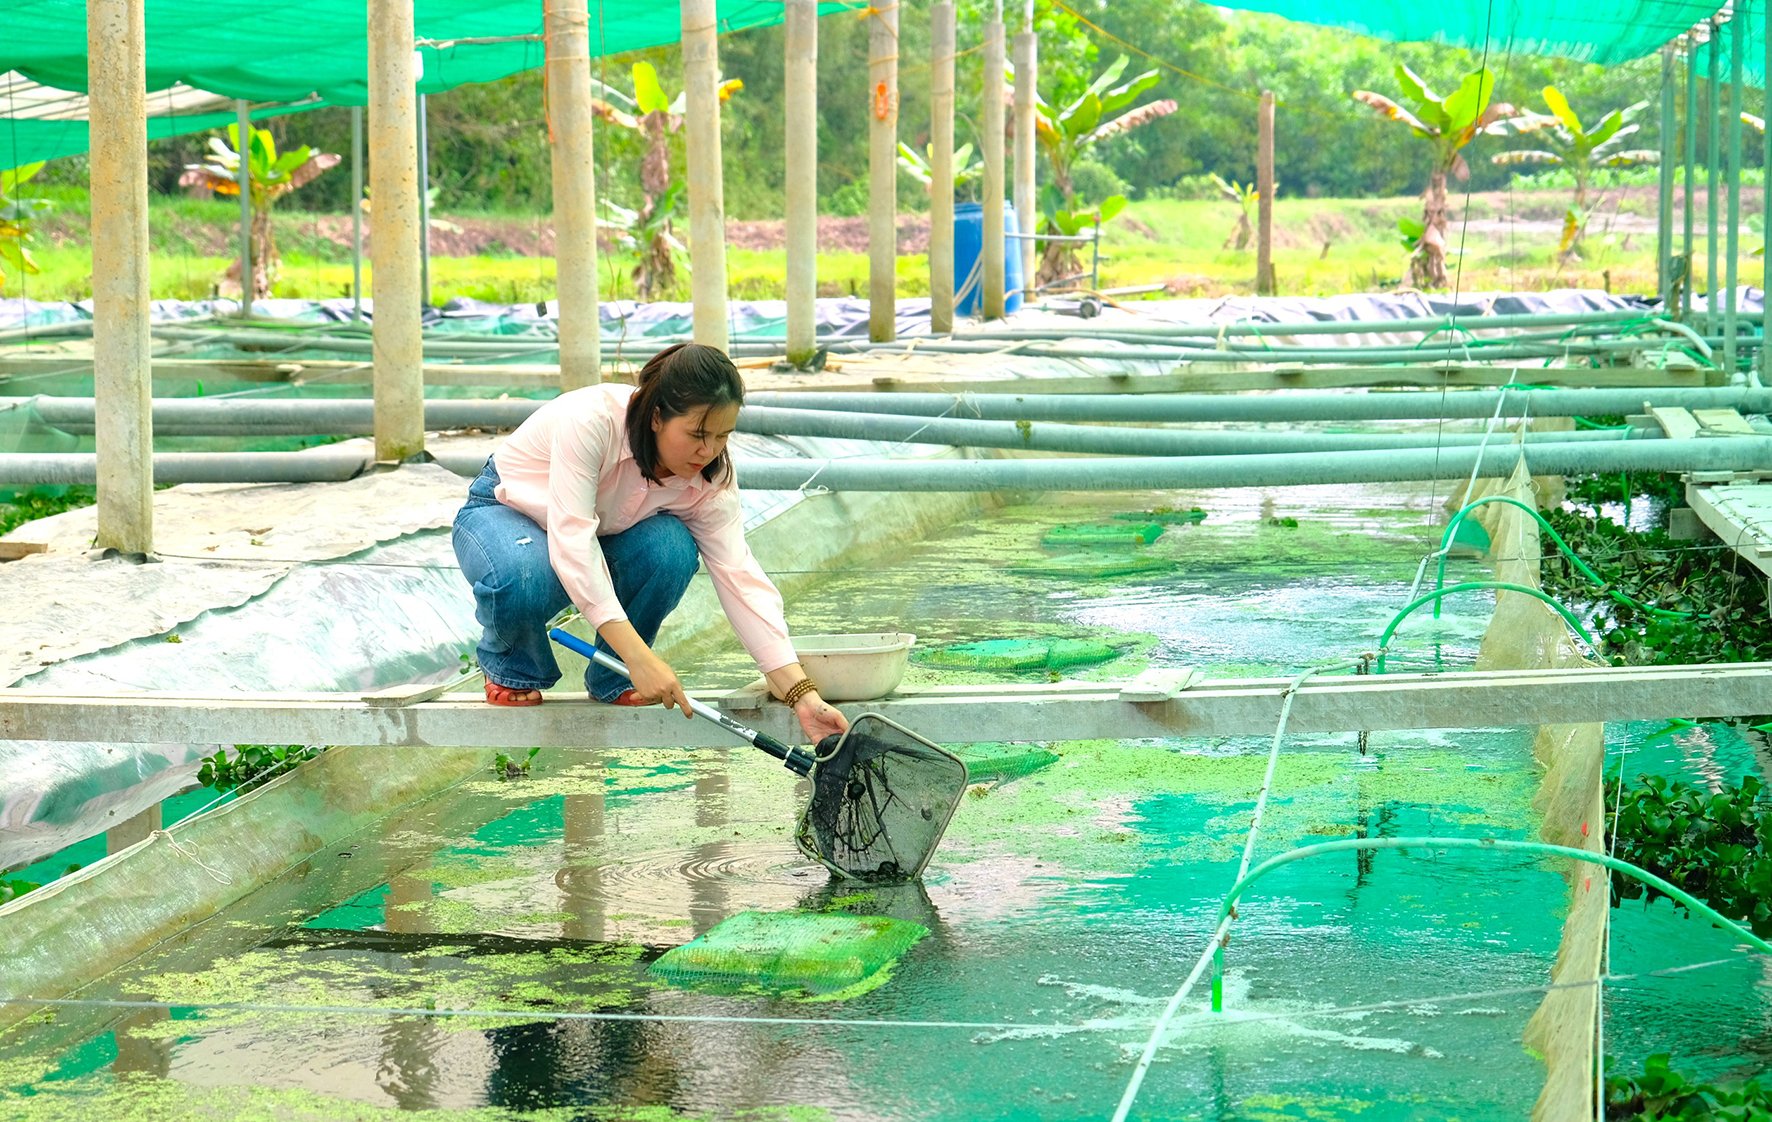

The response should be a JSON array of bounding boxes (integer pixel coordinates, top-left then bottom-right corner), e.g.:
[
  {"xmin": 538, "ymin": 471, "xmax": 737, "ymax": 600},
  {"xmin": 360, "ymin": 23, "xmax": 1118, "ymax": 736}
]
[{"xmin": 492, "ymin": 383, "xmax": 797, "ymax": 673}]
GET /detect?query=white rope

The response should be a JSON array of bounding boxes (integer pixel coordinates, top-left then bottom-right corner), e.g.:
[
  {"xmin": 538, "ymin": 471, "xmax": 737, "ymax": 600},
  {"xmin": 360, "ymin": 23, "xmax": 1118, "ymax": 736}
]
[{"xmin": 150, "ymin": 829, "xmax": 233, "ymax": 885}]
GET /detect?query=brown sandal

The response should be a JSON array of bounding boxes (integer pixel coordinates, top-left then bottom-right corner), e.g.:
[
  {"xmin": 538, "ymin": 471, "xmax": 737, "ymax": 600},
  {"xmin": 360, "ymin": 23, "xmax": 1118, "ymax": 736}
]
[{"xmin": 484, "ymin": 680, "xmax": 543, "ymax": 707}]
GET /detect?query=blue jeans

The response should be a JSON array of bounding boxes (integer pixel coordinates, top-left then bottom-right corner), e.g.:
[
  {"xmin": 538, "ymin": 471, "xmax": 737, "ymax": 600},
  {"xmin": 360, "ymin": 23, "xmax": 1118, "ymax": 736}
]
[{"xmin": 452, "ymin": 459, "xmax": 701, "ymax": 700}]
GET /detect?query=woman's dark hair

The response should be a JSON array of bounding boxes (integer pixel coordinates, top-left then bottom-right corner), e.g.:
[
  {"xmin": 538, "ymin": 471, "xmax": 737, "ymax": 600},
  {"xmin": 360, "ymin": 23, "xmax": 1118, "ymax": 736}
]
[{"xmin": 625, "ymin": 341, "xmax": 746, "ymax": 484}]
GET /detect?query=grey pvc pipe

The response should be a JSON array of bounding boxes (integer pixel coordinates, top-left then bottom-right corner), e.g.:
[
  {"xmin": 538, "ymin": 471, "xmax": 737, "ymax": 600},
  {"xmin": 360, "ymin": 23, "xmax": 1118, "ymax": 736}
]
[
  {"xmin": 822, "ymin": 338, "xmax": 1744, "ymax": 366},
  {"xmin": 728, "ymin": 437, "xmax": 1772, "ymax": 492},
  {"xmin": 4, "ymin": 396, "xmax": 1654, "ymax": 453},
  {"xmin": 747, "ymin": 386, "xmax": 1772, "ymax": 423},
  {"xmin": 955, "ymin": 307, "xmax": 1707, "ymax": 340},
  {"xmin": 5, "ymin": 438, "xmax": 1765, "ymax": 490}
]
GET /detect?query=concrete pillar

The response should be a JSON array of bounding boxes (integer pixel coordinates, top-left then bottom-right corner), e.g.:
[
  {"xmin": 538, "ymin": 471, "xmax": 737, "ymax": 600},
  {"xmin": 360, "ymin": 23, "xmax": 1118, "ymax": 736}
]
[
  {"xmin": 88, "ymin": 0, "xmax": 154, "ymax": 555},
  {"xmin": 1257, "ymin": 90, "xmax": 1275, "ymax": 295},
  {"xmin": 106, "ymin": 804, "xmax": 161, "ymax": 856},
  {"xmin": 368, "ymin": 0, "xmax": 425, "ymax": 462},
  {"xmin": 929, "ymin": 1, "xmax": 956, "ymax": 334},
  {"xmin": 1684, "ymin": 34, "xmax": 1698, "ymax": 322},
  {"xmin": 416, "ymin": 93, "xmax": 432, "ymax": 308},
  {"xmin": 1725, "ymin": 11, "xmax": 1743, "ymax": 377},
  {"xmin": 545, "ymin": 0, "xmax": 602, "ymax": 388},
  {"xmin": 682, "ymin": 0, "xmax": 730, "ymax": 350},
  {"xmin": 235, "ymin": 100, "xmax": 253, "ymax": 314},
  {"xmin": 868, "ymin": 0, "xmax": 900, "ymax": 342},
  {"xmin": 784, "ymin": 0, "xmax": 818, "ymax": 367},
  {"xmin": 1708, "ymin": 20, "xmax": 1721, "ymax": 335},
  {"xmin": 1011, "ymin": 7, "xmax": 1037, "ymax": 301},
  {"xmin": 981, "ymin": 8, "xmax": 1006, "ymax": 320}
]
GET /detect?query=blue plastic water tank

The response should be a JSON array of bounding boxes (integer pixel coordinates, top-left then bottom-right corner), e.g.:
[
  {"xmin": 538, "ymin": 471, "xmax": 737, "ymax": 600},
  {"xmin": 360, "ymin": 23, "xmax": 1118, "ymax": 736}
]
[{"xmin": 953, "ymin": 201, "xmax": 1025, "ymax": 317}]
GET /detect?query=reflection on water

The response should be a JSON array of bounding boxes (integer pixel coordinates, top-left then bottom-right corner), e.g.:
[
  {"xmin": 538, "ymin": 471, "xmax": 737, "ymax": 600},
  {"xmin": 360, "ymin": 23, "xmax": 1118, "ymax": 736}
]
[{"xmin": 1, "ymin": 485, "xmax": 1763, "ymax": 1120}]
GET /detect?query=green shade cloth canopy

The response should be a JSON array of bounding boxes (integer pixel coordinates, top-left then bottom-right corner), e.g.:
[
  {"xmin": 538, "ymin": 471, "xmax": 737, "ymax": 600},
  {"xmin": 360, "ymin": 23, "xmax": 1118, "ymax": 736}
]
[
  {"xmin": 0, "ymin": 1, "xmax": 858, "ymax": 168},
  {"xmin": 1210, "ymin": 0, "xmax": 1726, "ymax": 66}
]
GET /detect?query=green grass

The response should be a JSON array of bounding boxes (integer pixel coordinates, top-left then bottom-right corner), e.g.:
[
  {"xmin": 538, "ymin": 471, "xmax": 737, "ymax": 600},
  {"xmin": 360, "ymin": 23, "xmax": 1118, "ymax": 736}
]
[{"xmin": 2, "ymin": 188, "xmax": 1752, "ymax": 305}]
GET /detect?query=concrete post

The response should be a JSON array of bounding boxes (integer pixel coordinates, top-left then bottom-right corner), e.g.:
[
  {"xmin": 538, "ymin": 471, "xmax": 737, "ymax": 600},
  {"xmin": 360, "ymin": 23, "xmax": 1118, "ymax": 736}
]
[
  {"xmin": 1708, "ymin": 20, "xmax": 1721, "ymax": 335},
  {"xmin": 235, "ymin": 100, "xmax": 253, "ymax": 314},
  {"xmin": 981, "ymin": 8, "xmax": 1006, "ymax": 319},
  {"xmin": 1257, "ymin": 90, "xmax": 1275, "ymax": 295},
  {"xmin": 545, "ymin": 0, "xmax": 602, "ymax": 388},
  {"xmin": 88, "ymin": 0, "xmax": 154, "ymax": 555},
  {"xmin": 1684, "ymin": 34, "xmax": 1698, "ymax": 322},
  {"xmin": 929, "ymin": 1, "xmax": 957, "ymax": 334},
  {"xmin": 868, "ymin": 0, "xmax": 900, "ymax": 342},
  {"xmin": 784, "ymin": 0, "xmax": 819, "ymax": 366},
  {"xmin": 1012, "ymin": 6, "xmax": 1037, "ymax": 300},
  {"xmin": 682, "ymin": 0, "xmax": 729, "ymax": 350},
  {"xmin": 368, "ymin": 0, "xmax": 425, "ymax": 462}
]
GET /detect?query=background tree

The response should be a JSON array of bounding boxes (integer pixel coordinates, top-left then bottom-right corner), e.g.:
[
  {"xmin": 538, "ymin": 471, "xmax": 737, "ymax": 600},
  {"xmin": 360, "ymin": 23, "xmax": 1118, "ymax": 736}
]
[
  {"xmin": 1490, "ymin": 87, "xmax": 1658, "ymax": 261},
  {"xmin": 1034, "ymin": 54, "xmax": 1177, "ymax": 284},
  {"xmin": 1353, "ymin": 65, "xmax": 1513, "ymax": 288},
  {"xmin": 0, "ymin": 163, "xmax": 48, "ymax": 293},
  {"xmin": 591, "ymin": 61, "xmax": 741, "ymax": 299},
  {"xmin": 179, "ymin": 124, "xmax": 339, "ymax": 298}
]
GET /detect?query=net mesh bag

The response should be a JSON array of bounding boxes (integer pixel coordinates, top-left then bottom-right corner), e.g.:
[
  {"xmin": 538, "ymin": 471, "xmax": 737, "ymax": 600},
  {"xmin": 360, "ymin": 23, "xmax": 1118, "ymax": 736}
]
[{"xmin": 796, "ymin": 714, "xmax": 968, "ymax": 882}]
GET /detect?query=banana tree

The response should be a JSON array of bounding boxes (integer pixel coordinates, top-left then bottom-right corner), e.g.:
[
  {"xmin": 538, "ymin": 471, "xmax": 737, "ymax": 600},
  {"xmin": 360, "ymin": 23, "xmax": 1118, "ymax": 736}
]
[
  {"xmin": 178, "ymin": 124, "xmax": 340, "ymax": 299},
  {"xmin": 0, "ymin": 163, "xmax": 49, "ymax": 294},
  {"xmin": 1034, "ymin": 54, "xmax": 1177, "ymax": 285},
  {"xmin": 1210, "ymin": 173, "xmax": 1278, "ymax": 251},
  {"xmin": 592, "ymin": 61, "xmax": 741, "ymax": 300},
  {"xmin": 1490, "ymin": 88, "xmax": 1657, "ymax": 261},
  {"xmin": 1352, "ymin": 66, "xmax": 1513, "ymax": 288},
  {"xmin": 897, "ymin": 140, "xmax": 985, "ymax": 203}
]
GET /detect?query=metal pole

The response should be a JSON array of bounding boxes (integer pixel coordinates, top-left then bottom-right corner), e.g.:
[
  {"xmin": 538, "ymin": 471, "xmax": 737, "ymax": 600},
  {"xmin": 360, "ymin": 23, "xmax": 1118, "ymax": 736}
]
[
  {"xmin": 416, "ymin": 92, "xmax": 431, "ymax": 308},
  {"xmin": 235, "ymin": 100, "xmax": 253, "ymax": 314},
  {"xmin": 1657, "ymin": 45, "xmax": 1676, "ymax": 311},
  {"xmin": 87, "ymin": 0, "xmax": 154, "ymax": 555},
  {"xmin": 1257, "ymin": 90, "xmax": 1275, "ymax": 295},
  {"xmin": 545, "ymin": 0, "xmax": 602, "ymax": 389},
  {"xmin": 1763, "ymin": 0, "xmax": 1771, "ymax": 387},
  {"xmin": 1708, "ymin": 20, "xmax": 1722, "ymax": 335},
  {"xmin": 367, "ymin": 0, "xmax": 426, "ymax": 462},
  {"xmin": 1725, "ymin": 10, "xmax": 1744, "ymax": 378},
  {"xmin": 784, "ymin": 0, "xmax": 819, "ymax": 367},
  {"xmin": 682, "ymin": 0, "xmax": 729, "ymax": 349},
  {"xmin": 1684, "ymin": 33, "xmax": 1699, "ymax": 323},
  {"xmin": 867, "ymin": 0, "xmax": 900, "ymax": 342},
  {"xmin": 929, "ymin": 0, "xmax": 956, "ymax": 334},
  {"xmin": 350, "ymin": 105, "xmax": 363, "ymax": 322},
  {"xmin": 981, "ymin": 4, "xmax": 1007, "ymax": 319},
  {"xmin": 1012, "ymin": 2, "xmax": 1037, "ymax": 301}
]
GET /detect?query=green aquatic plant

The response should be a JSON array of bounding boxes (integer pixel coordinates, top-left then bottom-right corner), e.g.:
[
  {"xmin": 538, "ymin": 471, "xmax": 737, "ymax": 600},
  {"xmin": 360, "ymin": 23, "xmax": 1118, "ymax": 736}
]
[
  {"xmin": 492, "ymin": 747, "xmax": 541, "ymax": 780},
  {"xmin": 1606, "ymin": 1053, "xmax": 1772, "ymax": 1119},
  {"xmin": 197, "ymin": 743, "xmax": 324, "ymax": 793},
  {"xmin": 1606, "ymin": 772, "xmax": 1772, "ymax": 939}
]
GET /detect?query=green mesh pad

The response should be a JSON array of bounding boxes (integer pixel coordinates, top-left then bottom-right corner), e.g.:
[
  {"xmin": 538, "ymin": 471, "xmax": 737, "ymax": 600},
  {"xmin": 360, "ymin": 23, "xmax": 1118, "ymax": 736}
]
[
  {"xmin": 916, "ymin": 638, "xmax": 1120, "ymax": 671},
  {"xmin": 1114, "ymin": 508, "xmax": 1207, "ymax": 526},
  {"xmin": 1041, "ymin": 522, "xmax": 1165, "ymax": 547},
  {"xmin": 1450, "ymin": 515, "xmax": 1493, "ymax": 554},
  {"xmin": 955, "ymin": 744, "xmax": 1062, "ymax": 783},
  {"xmin": 1011, "ymin": 553, "xmax": 1175, "ymax": 579},
  {"xmin": 648, "ymin": 910, "xmax": 928, "ymax": 999}
]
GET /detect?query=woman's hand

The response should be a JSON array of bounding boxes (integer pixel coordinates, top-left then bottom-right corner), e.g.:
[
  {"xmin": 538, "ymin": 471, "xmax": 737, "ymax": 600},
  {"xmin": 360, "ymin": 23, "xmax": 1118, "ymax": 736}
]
[
  {"xmin": 795, "ymin": 691, "xmax": 848, "ymax": 744},
  {"xmin": 628, "ymin": 651, "xmax": 693, "ymax": 718}
]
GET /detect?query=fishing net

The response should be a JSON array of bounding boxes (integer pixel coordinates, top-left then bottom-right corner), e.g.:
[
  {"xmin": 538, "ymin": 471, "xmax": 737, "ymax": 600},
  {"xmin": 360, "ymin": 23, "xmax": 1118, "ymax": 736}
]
[{"xmin": 796, "ymin": 714, "xmax": 968, "ymax": 883}]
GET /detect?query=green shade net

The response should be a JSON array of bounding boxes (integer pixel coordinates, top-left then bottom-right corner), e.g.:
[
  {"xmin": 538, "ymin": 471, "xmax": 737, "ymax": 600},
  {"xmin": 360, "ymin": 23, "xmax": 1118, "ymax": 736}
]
[
  {"xmin": 0, "ymin": 1, "xmax": 860, "ymax": 168},
  {"xmin": 1210, "ymin": 0, "xmax": 1725, "ymax": 65}
]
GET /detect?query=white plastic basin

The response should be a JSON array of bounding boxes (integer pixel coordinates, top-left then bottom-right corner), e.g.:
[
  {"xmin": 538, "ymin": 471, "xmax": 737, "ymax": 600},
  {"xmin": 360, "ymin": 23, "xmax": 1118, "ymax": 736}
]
[{"xmin": 791, "ymin": 632, "xmax": 916, "ymax": 702}]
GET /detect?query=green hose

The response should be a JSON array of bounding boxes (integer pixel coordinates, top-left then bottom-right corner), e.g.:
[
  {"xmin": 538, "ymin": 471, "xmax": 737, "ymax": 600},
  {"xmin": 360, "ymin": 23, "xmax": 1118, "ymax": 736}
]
[
  {"xmin": 1375, "ymin": 581, "xmax": 1597, "ymax": 672},
  {"xmin": 1210, "ymin": 835, "xmax": 1772, "ymax": 1012},
  {"xmin": 1435, "ymin": 496, "xmax": 1693, "ymax": 623}
]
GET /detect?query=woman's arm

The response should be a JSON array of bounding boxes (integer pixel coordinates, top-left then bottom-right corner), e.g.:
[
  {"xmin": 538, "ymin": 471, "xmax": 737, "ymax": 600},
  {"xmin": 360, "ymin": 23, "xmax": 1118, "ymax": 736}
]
[
  {"xmin": 765, "ymin": 662, "xmax": 850, "ymax": 743},
  {"xmin": 598, "ymin": 619, "xmax": 693, "ymax": 717}
]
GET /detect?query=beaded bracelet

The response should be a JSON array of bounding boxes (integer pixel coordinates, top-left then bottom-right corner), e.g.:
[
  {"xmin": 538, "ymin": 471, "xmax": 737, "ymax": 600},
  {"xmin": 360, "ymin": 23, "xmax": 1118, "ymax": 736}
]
[{"xmin": 781, "ymin": 678, "xmax": 820, "ymax": 707}]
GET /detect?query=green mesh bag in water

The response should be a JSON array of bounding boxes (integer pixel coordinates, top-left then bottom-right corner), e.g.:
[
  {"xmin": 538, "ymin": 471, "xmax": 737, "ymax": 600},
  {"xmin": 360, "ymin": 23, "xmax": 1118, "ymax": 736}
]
[
  {"xmin": 1011, "ymin": 553, "xmax": 1175, "ymax": 579},
  {"xmin": 916, "ymin": 637, "xmax": 1120, "ymax": 671},
  {"xmin": 1042, "ymin": 521, "xmax": 1165, "ymax": 547},
  {"xmin": 956, "ymin": 744, "xmax": 1062, "ymax": 782},
  {"xmin": 649, "ymin": 910, "xmax": 929, "ymax": 998}
]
